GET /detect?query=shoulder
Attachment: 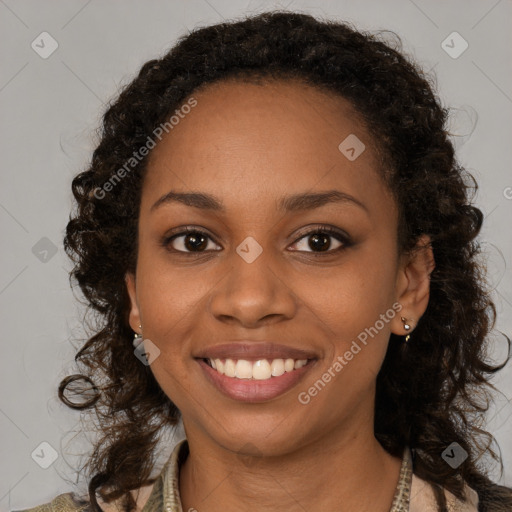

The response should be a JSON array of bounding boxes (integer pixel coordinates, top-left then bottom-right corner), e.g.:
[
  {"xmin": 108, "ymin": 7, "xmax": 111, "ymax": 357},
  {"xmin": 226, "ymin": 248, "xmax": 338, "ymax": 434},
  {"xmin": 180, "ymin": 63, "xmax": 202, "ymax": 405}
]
[
  {"xmin": 410, "ymin": 472, "xmax": 479, "ymax": 511},
  {"xmin": 11, "ymin": 492, "xmax": 93, "ymax": 512},
  {"xmin": 11, "ymin": 480, "xmax": 158, "ymax": 512},
  {"xmin": 10, "ymin": 441, "xmax": 181, "ymax": 512}
]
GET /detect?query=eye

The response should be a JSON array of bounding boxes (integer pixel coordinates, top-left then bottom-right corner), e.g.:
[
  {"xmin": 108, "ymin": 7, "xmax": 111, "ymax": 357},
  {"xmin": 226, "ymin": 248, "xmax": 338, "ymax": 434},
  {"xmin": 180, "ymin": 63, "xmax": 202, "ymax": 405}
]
[
  {"xmin": 162, "ymin": 225, "xmax": 351, "ymax": 255},
  {"xmin": 163, "ymin": 227, "xmax": 221, "ymax": 253},
  {"xmin": 290, "ymin": 225, "xmax": 351, "ymax": 254}
]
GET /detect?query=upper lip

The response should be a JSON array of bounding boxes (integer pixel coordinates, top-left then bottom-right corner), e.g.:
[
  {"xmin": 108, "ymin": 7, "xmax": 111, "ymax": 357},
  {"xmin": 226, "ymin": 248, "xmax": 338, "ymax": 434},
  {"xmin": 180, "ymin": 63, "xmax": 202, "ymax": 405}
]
[{"xmin": 194, "ymin": 342, "xmax": 318, "ymax": 361}]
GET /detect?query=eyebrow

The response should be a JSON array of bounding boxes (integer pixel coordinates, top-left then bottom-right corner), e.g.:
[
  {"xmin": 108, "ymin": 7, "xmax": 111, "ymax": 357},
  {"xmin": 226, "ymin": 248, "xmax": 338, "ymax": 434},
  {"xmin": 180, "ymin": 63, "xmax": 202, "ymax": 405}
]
[{"xmin": 150, "ymin": 189, "xmax": 368, "ymax": 214}]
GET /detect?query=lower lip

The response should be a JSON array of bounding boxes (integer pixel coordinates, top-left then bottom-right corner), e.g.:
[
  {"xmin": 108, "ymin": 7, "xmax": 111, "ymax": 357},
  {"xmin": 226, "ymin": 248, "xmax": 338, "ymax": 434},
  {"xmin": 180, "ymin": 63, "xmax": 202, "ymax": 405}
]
[{"xmin": 196, "ymin": 358, "xmax": 317, "ymax": 403}]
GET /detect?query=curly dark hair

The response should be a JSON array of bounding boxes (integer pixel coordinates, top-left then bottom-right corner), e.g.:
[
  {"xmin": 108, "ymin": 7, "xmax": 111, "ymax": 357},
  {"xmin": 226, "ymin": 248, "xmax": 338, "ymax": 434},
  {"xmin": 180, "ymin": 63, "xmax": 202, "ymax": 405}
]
[{"xmin": 60, "ymin": 10, "xmax": 512, "ymax": 512}]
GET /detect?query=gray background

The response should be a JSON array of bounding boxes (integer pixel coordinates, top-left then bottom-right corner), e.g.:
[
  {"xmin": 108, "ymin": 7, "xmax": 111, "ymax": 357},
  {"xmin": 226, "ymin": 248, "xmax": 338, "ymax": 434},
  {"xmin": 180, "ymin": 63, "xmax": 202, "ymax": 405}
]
[{"xmin": 1, "ymin": 0, "xmax": 511, "ymax": 510}]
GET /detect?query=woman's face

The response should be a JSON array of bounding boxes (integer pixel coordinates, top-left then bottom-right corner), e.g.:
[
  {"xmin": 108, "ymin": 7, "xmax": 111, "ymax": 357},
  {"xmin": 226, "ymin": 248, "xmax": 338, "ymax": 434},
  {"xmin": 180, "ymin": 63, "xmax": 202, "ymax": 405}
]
[{"xmin": 126, "ymin": 79, "xmax": 425, "ymax": 456}]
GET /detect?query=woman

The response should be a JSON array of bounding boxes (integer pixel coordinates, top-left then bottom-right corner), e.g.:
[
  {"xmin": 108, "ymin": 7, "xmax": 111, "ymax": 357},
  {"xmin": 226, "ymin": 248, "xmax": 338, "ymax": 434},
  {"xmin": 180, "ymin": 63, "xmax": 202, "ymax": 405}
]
[{"xmin": 14, "ymin": 10, "xmax": 512, "ymax": 512}]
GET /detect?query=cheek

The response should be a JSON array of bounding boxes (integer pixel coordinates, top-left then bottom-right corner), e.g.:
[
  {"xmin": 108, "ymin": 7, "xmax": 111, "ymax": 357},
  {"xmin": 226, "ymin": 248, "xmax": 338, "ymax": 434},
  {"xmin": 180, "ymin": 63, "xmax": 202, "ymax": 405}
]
[
  {"xmin": 133, "ymin": 259, "xmax": 199, "ymax": 386},
  {"xmin": 303, "ymin": 245, "xmax": 397, "ymax": 374},
  {"xmin": 135, "ymin": 270, "xmax": 196, "ymax": 408},
  {"xmin": 136, "ymin": 243, "xmax": 207, "ymax": 332}
]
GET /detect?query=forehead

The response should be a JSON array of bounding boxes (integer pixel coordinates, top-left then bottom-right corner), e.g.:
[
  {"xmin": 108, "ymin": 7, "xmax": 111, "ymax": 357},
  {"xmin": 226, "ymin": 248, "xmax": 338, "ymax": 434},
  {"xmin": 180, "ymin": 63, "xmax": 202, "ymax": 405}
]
[{"xmin": 142, "ymin": 78, "xmax": 392, "ymax": 216}]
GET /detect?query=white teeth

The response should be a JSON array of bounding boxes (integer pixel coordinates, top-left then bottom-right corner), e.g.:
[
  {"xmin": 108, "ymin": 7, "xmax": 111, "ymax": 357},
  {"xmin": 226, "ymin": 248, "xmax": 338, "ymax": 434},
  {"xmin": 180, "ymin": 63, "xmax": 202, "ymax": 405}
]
[
  {"xmin": 224, "ymin": 359, "xmax": 236, "ymax": 378},
  {"xmin": 270, "ymin": 358, "xmax": 285, "ymax": 377},
  {"xmin": 235, "ymin": 359, "xmax": 253, "ymax": 379},
  {"xmin": 284, "ymin": 358, "xmax": 295, "ymax": 372},
  {"xmin": 252, "ymin": 359, "xmax": 271, "ymax": 380},
  {"xmin": 215, "ymin": 359, "xmax": 224, "ymax": 374},
  {"xmin": 208, "ymin": 357, "xmax": 309, "ymax": 380}
]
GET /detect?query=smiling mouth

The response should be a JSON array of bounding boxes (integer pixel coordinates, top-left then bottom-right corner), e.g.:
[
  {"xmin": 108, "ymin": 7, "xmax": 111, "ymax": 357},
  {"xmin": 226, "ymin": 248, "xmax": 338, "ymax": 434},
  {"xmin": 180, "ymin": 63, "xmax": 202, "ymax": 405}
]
[{"xmin": 201, "ymin": 357, "xmax": 315, "ymax": 380}]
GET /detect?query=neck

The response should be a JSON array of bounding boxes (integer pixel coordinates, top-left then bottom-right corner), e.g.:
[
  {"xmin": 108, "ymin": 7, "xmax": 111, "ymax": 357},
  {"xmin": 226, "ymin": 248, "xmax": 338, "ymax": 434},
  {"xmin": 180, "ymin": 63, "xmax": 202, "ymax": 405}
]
[{"xmin": 179, "ymin": 421, "xmax": 402, "ymax": 512}]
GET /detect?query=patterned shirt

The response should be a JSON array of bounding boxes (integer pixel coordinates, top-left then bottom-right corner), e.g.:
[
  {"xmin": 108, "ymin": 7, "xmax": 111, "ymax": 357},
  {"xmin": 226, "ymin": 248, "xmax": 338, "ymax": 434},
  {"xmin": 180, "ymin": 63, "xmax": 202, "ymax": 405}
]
[{"xmin": 11, "ymin": 439, "xmax": 479, "ymax": 512}]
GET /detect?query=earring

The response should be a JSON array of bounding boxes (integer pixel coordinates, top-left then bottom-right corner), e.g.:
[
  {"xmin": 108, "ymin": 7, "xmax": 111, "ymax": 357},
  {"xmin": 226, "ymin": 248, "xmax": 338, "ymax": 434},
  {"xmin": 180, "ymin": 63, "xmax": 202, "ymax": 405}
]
[
  {"xmin": 401, "ymin": 317, "xmax": 412, "ymax": 342},
  {"xmin": 133, "ymin": 324, "xmax": 143, "ymax": 348}
]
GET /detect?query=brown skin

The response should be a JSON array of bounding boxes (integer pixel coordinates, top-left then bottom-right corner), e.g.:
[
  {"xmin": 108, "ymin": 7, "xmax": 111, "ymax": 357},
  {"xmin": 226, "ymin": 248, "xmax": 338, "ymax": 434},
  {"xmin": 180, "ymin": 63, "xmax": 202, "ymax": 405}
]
[{"xmin": 125, "ymin": 79, "xmax": 435, "ymax": 512}]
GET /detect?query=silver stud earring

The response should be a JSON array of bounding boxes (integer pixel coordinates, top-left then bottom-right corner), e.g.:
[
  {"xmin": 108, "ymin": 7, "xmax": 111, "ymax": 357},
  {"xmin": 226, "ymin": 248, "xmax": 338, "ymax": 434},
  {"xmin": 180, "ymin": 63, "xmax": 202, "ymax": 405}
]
[
  {"xmin": 401, "ymin": 317, "xmax": 412, "ymax": 343},
  {"xmin": 133, "ymin": 324, "xmax": 143, "ymax": 348}
]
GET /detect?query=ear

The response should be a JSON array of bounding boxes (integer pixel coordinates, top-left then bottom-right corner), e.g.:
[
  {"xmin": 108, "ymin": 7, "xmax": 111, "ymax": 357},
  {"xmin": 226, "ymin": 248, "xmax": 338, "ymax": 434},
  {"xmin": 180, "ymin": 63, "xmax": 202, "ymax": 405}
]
[
  {"xmin": 391, "ymin": 234, "xmax": 435, "ymax": 337},
  {"xmin": 125, "ymin": 272, "xmax": 142, "ymax": 334}
]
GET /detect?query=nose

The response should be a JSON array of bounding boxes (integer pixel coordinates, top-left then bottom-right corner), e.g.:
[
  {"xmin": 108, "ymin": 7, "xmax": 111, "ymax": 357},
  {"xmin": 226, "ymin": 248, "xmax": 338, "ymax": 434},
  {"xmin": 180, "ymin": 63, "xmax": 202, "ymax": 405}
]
[{"xmin": 207, "ymin": 245, "xmax": 297, "ymax": 328}]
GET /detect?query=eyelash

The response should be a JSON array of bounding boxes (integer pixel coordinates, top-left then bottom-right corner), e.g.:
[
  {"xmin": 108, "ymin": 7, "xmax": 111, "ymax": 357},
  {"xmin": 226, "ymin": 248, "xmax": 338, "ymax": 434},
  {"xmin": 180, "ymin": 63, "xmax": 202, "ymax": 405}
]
[{"xmin": 161, "ymin": 224, "xmax": 352, "ymax": 256}]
